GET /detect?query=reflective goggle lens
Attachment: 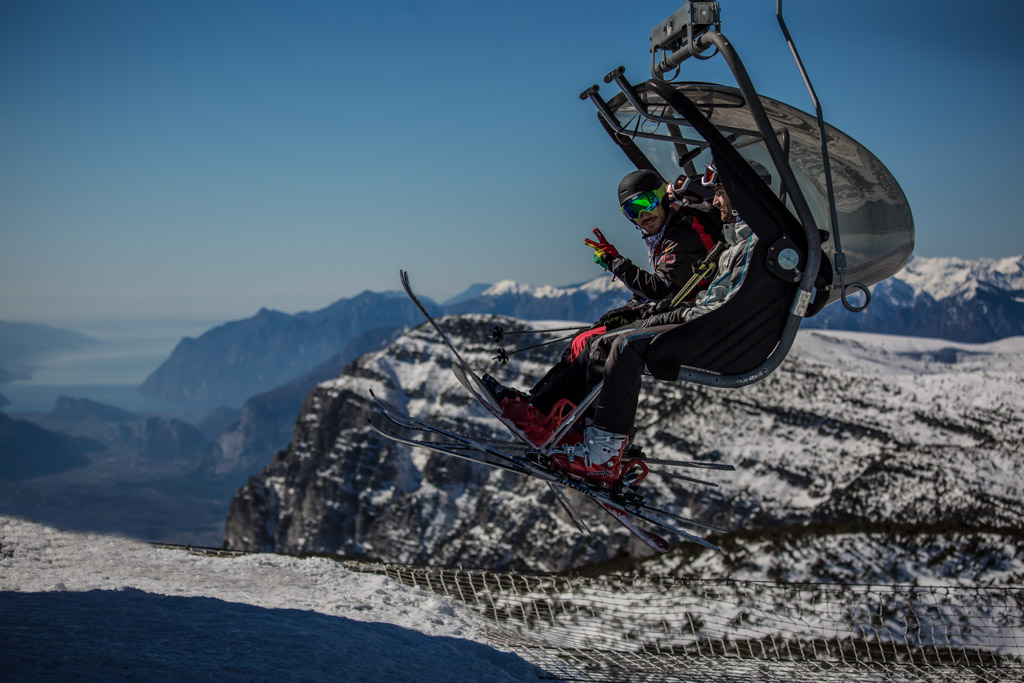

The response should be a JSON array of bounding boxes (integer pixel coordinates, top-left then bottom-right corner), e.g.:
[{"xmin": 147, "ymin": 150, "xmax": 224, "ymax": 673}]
[
  {"xmin": 620, "ymin": 190, "xmax": 663, "ymax": 220},
  {"xmin": 701, "ymin": 163, "xmax": 719, "ymax": 187}
]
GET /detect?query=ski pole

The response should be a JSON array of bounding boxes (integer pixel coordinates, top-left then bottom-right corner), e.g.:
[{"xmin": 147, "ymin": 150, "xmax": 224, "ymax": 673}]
[
  {"xmin": 493, "ymin": 333, "xmax": 578, "ymax": 365},
  {"xmin": 492, "ymin": 324, "xmax": 589, "ymax": 344},
  {"xmin": 668, "ymin": 242, "xmax": 726, "ymax": 308}
]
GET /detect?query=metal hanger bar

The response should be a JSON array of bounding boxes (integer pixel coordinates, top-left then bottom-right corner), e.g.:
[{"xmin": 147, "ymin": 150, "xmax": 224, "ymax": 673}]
[
  {"xmin": 580, "ymin": 86, "xmax": 706, "ymax": 146},
  {"xmin": 605, "ymin": 67, "xmax": 795, "ymax": 165},
  {"xmin": 605, "ymin": 66, "xmax": 693, "ymax": 127}
]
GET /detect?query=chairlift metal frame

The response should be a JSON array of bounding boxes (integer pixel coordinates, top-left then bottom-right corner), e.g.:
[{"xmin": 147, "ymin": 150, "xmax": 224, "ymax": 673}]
[{"xmin": 578, "ymin": 1, "xmax": 828, "ymax": 390}]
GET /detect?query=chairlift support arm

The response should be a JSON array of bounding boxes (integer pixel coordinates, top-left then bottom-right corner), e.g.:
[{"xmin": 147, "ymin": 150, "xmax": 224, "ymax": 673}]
[{"xmin": 775, "ymin": 0, "xmax": 869, "ymax": 312}]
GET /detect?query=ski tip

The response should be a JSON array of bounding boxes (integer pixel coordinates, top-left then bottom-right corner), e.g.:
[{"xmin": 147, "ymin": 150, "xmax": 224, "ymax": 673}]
[{"xmin": 691, "ymin": 535, "xmax": 720, "ymax": 552}]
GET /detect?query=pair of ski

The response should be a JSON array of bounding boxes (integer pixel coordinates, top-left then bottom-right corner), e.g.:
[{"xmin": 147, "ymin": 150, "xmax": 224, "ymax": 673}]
[{"xmin": 368, "ymin": 270, "xmax": 726, "ymax": 552}]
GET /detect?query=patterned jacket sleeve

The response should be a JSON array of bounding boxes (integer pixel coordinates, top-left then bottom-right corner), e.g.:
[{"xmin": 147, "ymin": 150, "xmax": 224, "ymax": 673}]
[{"xmin": 607, "ymin": 210, "xmax": 717, "ymax": 302}]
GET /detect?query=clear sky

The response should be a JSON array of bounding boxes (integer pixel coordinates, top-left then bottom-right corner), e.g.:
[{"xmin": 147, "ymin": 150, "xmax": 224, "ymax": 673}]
[{"xmin": 3, "ymin": 0, "xmax": 1023, "ymax": 325}]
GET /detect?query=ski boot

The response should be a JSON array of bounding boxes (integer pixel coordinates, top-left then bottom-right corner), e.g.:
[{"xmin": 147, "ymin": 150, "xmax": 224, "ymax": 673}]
[
  {"xmin": 480, "ymin": 374, "xmax": 529, "ymax": 405},
  {"xmin": 547, "ymin": 425, "xmax": 628, "ymax": 487},
  {"xmin": 503, "ymin": 397, "xmax": 583, "ymax": 448}
]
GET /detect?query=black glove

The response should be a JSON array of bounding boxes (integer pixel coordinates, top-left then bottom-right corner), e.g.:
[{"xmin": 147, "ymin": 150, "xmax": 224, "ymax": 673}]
[
  {"xmin": 639, "ymin": 300, "xmax": 694, "ymax": 328},
  {"xmin": 597, "ymin": 305, "xmax": 643, "ymax": 330},
  {"xmin": 650, "ymin": 298, "xmax": 675, "ymax": 315}
]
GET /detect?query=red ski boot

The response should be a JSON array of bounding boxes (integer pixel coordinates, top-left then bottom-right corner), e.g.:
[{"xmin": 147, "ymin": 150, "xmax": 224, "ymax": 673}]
[{"xmin": 502, "ymin": 398, "xmax": 583, "ymax": 448}]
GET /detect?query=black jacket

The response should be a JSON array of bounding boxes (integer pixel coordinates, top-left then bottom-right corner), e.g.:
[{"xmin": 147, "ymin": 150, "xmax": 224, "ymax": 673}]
[{"xmin": 609, "ymin": 205, "xmax": 723, "ymax": 304}]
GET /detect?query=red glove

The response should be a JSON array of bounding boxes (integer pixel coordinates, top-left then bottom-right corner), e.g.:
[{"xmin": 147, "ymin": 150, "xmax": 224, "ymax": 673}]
[{"xmin": 584, "ymin": 228, "xmax": 622, "ymax": 270}]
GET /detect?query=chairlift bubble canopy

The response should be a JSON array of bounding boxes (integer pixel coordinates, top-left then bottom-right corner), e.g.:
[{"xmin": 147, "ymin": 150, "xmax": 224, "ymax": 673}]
[
  {"xmin": 577, "ymin": 4, "xmax": 915, "ymax": 389},
  {"xmin": 601, "ymin": 81, "xmax": 914, "ymax": 308}
]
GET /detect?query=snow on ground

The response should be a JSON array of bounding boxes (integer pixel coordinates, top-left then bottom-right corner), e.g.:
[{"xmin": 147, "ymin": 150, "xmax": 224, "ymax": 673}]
[
  {"xmin": 0, "ymin": 516, "xmax": 545, "ymax": 682},
  {"xmin": 793, "ymin": 329, "xmax": 1024, "ymax": 375}
]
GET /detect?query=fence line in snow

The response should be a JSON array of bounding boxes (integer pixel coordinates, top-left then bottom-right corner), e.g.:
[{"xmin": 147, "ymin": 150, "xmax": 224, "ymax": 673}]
[{"xmin": 345, "ymin": 563, "xmax": 1024, "ymax": 683}]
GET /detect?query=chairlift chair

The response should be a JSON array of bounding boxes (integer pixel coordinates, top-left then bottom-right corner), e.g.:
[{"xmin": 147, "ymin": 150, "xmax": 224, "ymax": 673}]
[{"xmin": 578, "ymin": 1, "xmax": 914, "ymax": 389}]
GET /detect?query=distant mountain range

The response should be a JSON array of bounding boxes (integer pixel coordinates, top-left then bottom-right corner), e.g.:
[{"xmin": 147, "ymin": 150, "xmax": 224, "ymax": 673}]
[
  {"xmin": 191, "ymin": 326, "xmax": 404, "ymax": 486},
  {"xmin": 0, "ymin": 411, "xmax": 98, "ymax": 481},
  {"xmin": 138, "ymin": 292, "xmax": 436, "ymax": 407},
  {"xmin": 139, "ymin": 278, "xmax": 628, "ymax": 408},
  {"xmin": 803, "ymin": 254, "xmax": 1024, "ymax": 342},
  {"xmin": 31, "ymin": 396, "xmax": 210, "ymax": 463},
  {"xmin": 0, "ymin": 396, "xmax": 231, "ymax": 544},
  {"xmin": 139, "ymin": 254, "xmax": 1022, "ymax": 412},
  {"xmin": 445, "ymin": 277, "xmax": 627, "ymax": 320}
]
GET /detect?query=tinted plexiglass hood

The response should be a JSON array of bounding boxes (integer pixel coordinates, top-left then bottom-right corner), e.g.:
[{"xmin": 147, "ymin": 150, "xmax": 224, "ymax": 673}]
[{"xmin": 605, "ymin": 81, "xmax": 914, "ymax": 307}]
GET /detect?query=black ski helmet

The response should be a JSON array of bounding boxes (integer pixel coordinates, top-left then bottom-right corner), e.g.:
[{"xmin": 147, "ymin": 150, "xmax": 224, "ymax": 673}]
[{"xmin": 617, "ymin": 169, "xmax": 664, "ymax": 204}]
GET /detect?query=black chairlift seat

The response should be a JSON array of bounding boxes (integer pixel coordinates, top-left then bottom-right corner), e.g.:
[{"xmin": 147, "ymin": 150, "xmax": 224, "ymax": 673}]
[{"xmin": 638, "ymin": 79, "xmax": 806, "ymax": 382}]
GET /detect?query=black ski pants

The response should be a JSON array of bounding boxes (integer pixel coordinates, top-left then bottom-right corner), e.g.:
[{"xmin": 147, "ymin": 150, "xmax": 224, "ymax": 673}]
[{"xmin": 529, "ymin": 325, "xmax": 675, "ymax": 436}]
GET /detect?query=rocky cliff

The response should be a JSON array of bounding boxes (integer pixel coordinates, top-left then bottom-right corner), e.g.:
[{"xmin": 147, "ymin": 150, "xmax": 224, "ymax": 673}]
[{"xmin": 224, "ymin": 315, "xmax": 1024, "ymax": 573}]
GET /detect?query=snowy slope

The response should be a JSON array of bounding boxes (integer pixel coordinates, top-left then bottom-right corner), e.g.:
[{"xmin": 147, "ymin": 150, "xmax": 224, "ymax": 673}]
[
  {"xmin": 0, "ymin": 516, "xmax": 544, "ymax": 682},
  {"xmin": 639, "ymin": 527, "xmax": 1024, "ymax": 585}
]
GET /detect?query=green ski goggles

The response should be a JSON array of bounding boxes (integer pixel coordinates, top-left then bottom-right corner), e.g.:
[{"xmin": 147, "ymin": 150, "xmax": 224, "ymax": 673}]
[{"xmin": 620, "ymin": 189, "xmax": 666, "ymax": 220}]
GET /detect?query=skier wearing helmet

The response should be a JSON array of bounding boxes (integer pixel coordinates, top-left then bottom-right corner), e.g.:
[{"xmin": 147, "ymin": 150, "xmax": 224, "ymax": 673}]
[
  {"xmin": 489, "ymin": 167, "xmax": 764, "ymax": 486},
  {"xmin": 590, "ymin": 169, "xmax": 722, "ymax": 313},
  {"xmin": 562, "ymin": 168, "xmax": 723, "ymax": 357},
  {"xmin": 482, "ymin": 168, "xmax": 723, "ymax": 456}
]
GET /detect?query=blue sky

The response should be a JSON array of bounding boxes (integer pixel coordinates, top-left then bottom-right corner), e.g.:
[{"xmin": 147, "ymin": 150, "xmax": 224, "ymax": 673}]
[{"xmin": 2, "ymin": 0, "xmax": 1023, "ymax": 325}]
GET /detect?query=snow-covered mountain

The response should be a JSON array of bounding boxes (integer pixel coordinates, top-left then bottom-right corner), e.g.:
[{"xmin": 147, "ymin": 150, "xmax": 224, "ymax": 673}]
[
  {"xmin": 899, "ymin": 254, "xmax": 1024, "ymax": 301},
  {"xmin": 445, "ymin": 276, "xmax": 628, "ymax": 321},
  {"xmin": 224, "ymin": 315, "xmax": 1024, "ymax": 576},
  {"xmin": 805, "ymin": 254, "xmax": 1024, "ymax": 341}
]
